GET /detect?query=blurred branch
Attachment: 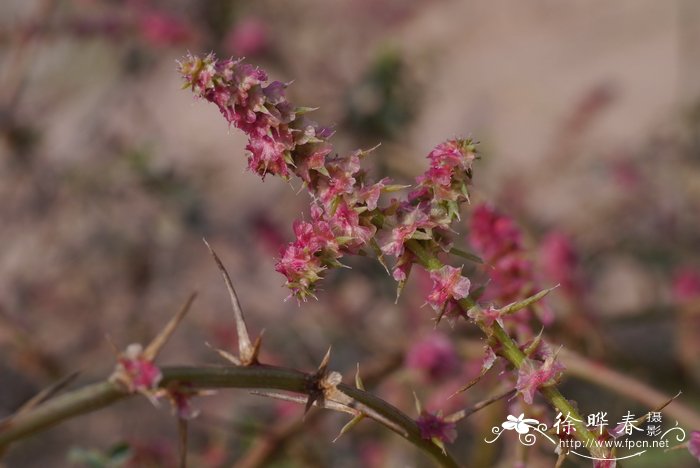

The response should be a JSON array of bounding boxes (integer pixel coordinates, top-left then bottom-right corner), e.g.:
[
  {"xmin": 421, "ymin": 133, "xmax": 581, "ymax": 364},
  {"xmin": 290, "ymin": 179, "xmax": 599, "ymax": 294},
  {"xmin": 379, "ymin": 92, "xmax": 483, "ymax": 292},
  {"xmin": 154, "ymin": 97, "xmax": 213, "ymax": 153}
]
[
  {"xmin": 560, "ymin": 348, "xmax": 700, "ymax": 430},
  {"xmin": 0, "ymin": 364, "xmax": 458, "ymax": 468}
]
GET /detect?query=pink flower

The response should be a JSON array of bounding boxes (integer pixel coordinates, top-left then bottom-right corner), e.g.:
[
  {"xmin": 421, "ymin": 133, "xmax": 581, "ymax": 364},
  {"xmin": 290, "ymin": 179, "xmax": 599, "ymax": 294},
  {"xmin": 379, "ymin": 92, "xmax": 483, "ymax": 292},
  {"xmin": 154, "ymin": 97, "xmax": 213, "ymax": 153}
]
[
  {"xmin": 115, "ymin": 344, "xmax": 162, "ymax": 393},
  {"xmin": 164, "ymin": 384, "xmax": 207, "ymax": 420},
  {"xmin": 516, "ymin": 356, "xmax": 565, "ymax": 404},
  {"xmin": 469, "ymin": 203, "xmax": 555, "ymax": 333},
  {"xmin": 224, "ymin": 18, "xmax": 269, "ymax": 57},
  {"xmin": 593, "ymin": 460, "xmax": 617, "ymax": 468},
  {"xmin": 427, "ymin": 265, "xmax": 471, "ymax": 313},
  {"xmin": 380, "ymin": 206, "xmax": 432, "ymax": 257},
  {"xmin": 392, "ymin": 250, "xmax": 415, "ymax": 283},
  {"xmin": 427, "ymin": 139, "xmax": 476, "ymax": 171},
  {"xmin": 330, "ymin": 200, "xmax": 375, "ymax": 248},
  {"xmin": 246, "ymin": 135, "xmax": 290, "ymax": 179},
  {"xmin": 357, "ymin": 177, "xmax": 390, "ymax": 211},
  {"xmin": 416, "ymin": 139, "xmax": 476, "ymax": 202},
  {"xmin": 672, "ymin": 267, "xmax": 700, "ymax": 304},
  {"xmin": 139, "ymin": 11, "xmax": 193, "ymax": 47},
  {"xmin": 469, "ymin": 204, "xmax": 522, "ymax": 262},
  {"xmin": 487, "ymin": 256, "xmax": 533, "ymax": 301},
  {"xmin": 316, "ymin": 152, "xmax": 362, "ymax": 207},
  {"xmin": 540, "ymin": 232, "xmax": 581, "ymax": 297},
  {"xmin": 274, "ymin": 223, "xmax": 335, "ymax": 295},
  {"xmin": 467, "ymin": 306, "xmax": 504, "ymax": 328},
  {"xmin": 689, "ymin": 431, "xmax": 700, "ymax": 462},
  {"xmin": 416, "ymin": 412, "xmax": 457, "ymax": 444},
  {"xmin": 406, "ymin": 333, "xmax": 459, "ymax": 381}
]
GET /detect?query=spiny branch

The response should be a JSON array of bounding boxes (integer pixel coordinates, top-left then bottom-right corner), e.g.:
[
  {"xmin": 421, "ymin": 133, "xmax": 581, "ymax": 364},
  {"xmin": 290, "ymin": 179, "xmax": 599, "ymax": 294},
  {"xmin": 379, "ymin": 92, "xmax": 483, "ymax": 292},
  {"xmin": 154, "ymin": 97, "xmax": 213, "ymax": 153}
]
[{"xmin": 0, "ymin": 365, "xmax": 459, "ymax": 468}]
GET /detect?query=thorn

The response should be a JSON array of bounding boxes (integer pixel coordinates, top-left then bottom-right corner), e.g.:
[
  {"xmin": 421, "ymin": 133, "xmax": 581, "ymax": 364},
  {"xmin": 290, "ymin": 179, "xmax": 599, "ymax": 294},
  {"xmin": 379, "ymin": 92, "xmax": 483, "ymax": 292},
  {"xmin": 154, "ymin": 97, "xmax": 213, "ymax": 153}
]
[
  {"xmin": 144, "ymin": 292, "xmax": 197, "ymax": 361},
  {"xmin": 333, "ymin": 414, "xmax": 365, "ymax": 443},
  {"xmin": 448, "ymin": 373, "xmax": 484, "ymax": 400},
  {"xmin": 459, "ymin": 388, "xmax": 516, "ymax": 419},
  {"xmin": 355, "ymin": 364, "xmax": 365, "ymax": 390},
  {"xmin": 433, "ymin": 308, "xmax": 447, "ymax": 329},
  {"xmin": 204, "ymin": 239, "xmax": 258, "ymax": 365},
  {"xmin": 413, "ymin": 391, "xmax": 423, "ymax": 415},
  {"xmin": 432, "ymin": 436, "xmax": 447, "ymax": 454},
  {"xmin": 317, "ymin": 346, "xmax": 332, "ymax": 376},
  {"xmin": 500, "ymin": 286, "xmax": 558, "ymax": 316},
  {"xmin": 250, "ymin": 391, "xmax": 355, "ymax": 415},
  {"xmin": 523, "ymin": 327, "xmax": 545, "ymax": 358},
  {"xmin": 304, "ymin": 346, "xmax": 333, "ymax": 417},
  {"xmin": 304, "ymin": 393, "xmax": 318, "ymax": 417},
  {"xmin": 205, "ymin": 341, "xmax": 241, "ymax": 366},
  {"xmin": 554, "ymin": 451, "xmax": 567, "ymax": 468}
]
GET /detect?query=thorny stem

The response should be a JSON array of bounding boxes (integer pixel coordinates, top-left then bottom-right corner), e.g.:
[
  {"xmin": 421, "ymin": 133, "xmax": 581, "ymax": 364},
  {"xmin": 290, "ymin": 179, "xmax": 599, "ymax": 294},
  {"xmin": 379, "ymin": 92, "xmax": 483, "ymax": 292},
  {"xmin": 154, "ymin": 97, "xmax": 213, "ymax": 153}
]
[
  {"xmin": 0, "ymin": 365, "xmax": 459, "ymax": 468},
  {"xmin": 405, "ymin": 239, "xmax": 605, "ymax": 457},
  {"xmin": 234, "ymin": 353, "xmax": 403, "ymax": 468}
]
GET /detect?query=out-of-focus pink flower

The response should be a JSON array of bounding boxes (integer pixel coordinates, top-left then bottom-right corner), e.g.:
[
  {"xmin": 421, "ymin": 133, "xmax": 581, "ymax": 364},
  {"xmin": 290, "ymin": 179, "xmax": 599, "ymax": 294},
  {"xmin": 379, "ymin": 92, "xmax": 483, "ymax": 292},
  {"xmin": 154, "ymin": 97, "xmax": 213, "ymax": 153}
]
[
  {"xmin": 139, "ymin": 11, "xmax": 193, "ymax": 47},
  {"xmin": 688, "ymin": 431, "xmax": 700, "ymax": 462},
  {"xmin": 224, "ymin": 18, "xmax": 269, "ymax": 57},
  {"xmin": 611, "ymin": 159, "xmax": 641, "ymax": 192},
  {"xmin": 406, "ymin": 333, "xmax": 459, "ymax": 381},
  {"xmin": 127, "ymin": 439, "xmax": 176, "ymax": 467},
  {"xmin": 592, "ymin": 460, "xmax": 617, "ymax": 468},
  {"xmin": 416, "ymin": 412, "xmax": 458, "ymax": 444},
  {"xmin": 164, "ymin": 384, "xmax": 201, "ymax": 420},
  {"xmin": 469, "ymin": 204, "xmax": 522, "ymax": 261},
  {"xmin": 516, "ymin": 356, "xmax": 565, "ymax": 404},
  {"xmin": 427, "ymin": 265, "xmax": 471, "ymax": 314},
  {"xmin": 672, "ymin": 267, "xmax": 700, "ymax": 304},
  {"xmin": 540, "ymin": 232, "xmax": 581, "ymax": 297},
  {"xmin": 469, "ymin": 204, "xmax": 554, "ymax": 334}
]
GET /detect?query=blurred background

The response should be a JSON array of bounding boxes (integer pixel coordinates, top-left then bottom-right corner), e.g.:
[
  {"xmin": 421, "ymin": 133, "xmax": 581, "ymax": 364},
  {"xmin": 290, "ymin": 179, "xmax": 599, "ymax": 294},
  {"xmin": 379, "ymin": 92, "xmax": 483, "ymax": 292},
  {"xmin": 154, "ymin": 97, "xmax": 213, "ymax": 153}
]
[{"xmin": 1, "ymin": 0, "xmax": 700, "ymax": 466}]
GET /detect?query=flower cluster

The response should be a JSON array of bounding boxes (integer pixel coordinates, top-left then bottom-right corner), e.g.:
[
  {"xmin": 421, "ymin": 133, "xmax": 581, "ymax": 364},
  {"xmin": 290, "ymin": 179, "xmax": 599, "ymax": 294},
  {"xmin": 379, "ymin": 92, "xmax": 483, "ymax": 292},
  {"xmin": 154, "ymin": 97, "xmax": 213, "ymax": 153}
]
[
  {"xmin": 180, "ymin": 53, "xmax": 477, "ymax": 303},
  {"xmin": 469, "ymin": 204, "xmax": 554, "ymax": 337}
]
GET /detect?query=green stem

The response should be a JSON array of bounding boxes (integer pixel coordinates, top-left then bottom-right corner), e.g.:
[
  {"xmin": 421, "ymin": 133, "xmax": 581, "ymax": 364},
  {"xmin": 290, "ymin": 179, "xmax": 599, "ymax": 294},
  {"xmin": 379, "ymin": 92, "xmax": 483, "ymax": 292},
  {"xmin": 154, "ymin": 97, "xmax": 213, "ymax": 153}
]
[
  {"xmin": 0, "ymin": 365, "xmax": 459, "ymax": 468},
  {"xmin": 406, "ymin": 239, "xmax": 603, "ymax": 457}
]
